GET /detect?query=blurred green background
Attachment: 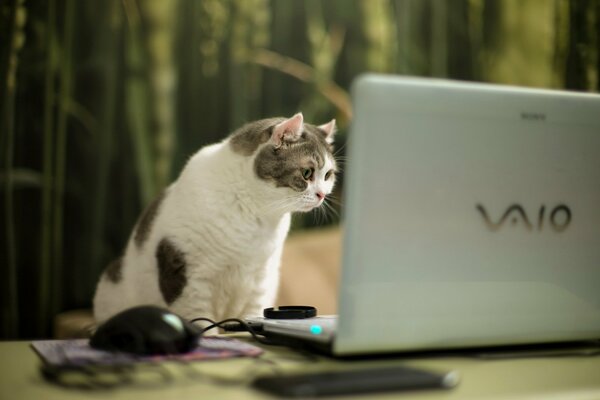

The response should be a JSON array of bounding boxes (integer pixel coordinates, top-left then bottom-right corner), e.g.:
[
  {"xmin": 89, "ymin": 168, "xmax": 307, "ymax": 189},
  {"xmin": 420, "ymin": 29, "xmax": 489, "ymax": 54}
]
[{"xmin": 1, "ymin": 0, "xmax": 598, "ymax": 339}]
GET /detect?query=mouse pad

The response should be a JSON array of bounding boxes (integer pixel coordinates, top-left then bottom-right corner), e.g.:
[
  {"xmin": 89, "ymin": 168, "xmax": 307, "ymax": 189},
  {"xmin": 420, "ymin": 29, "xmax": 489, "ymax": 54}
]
[{"xmin": 31, "ymin": 337, "xmax": 263, "ymax": 367}]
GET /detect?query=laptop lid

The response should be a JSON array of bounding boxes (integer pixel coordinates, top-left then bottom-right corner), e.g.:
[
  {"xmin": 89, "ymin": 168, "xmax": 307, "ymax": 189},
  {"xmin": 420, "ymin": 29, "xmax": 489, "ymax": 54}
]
[{"xmin": 334, "ymin": 74, "xmax": 600, "ymax": 356}]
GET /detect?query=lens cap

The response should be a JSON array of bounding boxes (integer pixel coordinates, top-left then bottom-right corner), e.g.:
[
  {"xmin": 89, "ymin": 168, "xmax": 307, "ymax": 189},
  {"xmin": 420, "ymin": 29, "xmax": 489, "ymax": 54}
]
[{"xmin": 263, "ymin": 306, "xmax": 317, "ymax": 319}]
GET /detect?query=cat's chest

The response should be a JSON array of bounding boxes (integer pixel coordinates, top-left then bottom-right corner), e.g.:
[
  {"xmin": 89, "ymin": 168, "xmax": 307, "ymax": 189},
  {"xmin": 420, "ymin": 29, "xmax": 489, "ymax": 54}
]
[
  {"xmin": 228, "ymin": 215, "xmax": 289, "ymax": 260},
  {"xmin": 173, "ymin": 208, "xmax": 290, "ymax": 265}
]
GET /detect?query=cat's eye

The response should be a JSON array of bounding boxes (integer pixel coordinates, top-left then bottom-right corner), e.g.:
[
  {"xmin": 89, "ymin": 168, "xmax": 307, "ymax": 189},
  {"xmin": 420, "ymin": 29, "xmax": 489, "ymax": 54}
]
[
  {"xmin": 302, "ymin": 168, "xmax": 313, "ymax": 180},
  {"xmin": 325, "ymin": 170, "xmax": 334, "ymax": 180}
]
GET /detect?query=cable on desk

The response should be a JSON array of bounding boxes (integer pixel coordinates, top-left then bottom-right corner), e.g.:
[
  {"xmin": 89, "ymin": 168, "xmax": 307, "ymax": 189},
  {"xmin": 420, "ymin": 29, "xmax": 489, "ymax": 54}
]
[
  {"xmin": 190, "ymin": 317, "xmax": 275, "ymax": 345},
  {"xmin": 189, "ymin": 316, "xmax": 323, "ymax": 364}
]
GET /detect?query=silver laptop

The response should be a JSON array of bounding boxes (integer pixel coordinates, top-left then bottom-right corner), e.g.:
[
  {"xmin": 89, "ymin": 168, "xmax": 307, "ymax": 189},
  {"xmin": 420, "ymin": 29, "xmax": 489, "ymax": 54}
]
[{"xmin": 249, "ymin": 74, "xmax": 600, "ymax": 356}]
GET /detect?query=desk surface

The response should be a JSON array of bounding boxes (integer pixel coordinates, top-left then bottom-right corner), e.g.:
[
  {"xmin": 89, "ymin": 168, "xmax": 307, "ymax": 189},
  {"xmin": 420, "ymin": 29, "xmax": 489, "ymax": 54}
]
[{"xmin": 1, "ymin": 337, "xmax": 600, "ymax": 399}]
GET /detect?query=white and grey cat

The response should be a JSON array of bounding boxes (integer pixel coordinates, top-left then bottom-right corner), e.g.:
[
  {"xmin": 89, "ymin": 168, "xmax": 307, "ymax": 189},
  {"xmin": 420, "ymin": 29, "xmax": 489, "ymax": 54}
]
[{"xmin": 93, "ymin": 113, "xmax": 337, "ymax": 325}]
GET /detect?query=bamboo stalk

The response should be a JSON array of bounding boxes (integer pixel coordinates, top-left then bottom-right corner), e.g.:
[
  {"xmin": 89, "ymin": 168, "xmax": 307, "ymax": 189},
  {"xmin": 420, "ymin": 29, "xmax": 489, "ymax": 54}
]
[
  {"xmin": 88, "ymin": 1, "xmax": 121, "ymax": 301},
  {"xmin": 124, "ymin": 7, "xmax": 155, "ymax": 204},
  {"xmin": 2, "ymin": 0, "xmax": 19, "ymax": 339},
  {"xmin": 565, "ymin": 0, "xmax": 589, "ymax": 90},
  {"xmin": 144, "ymin": 0, "xmax": 178, "ymax": 188},
  {"xmin": 596, "ymin": 1, "xmax": 600, "ymax": 91},
  {"xmin": 359, "ymin": 0, "xmax": 395, "ymax": 73},
  {"xmin": 229, "ymin": 2, "xmax": 248, "ymax": 128},
  {"xmin": 430, "ymin": 0, "xmax": 448, "ymax": 77},
  {"xmin": 302, "ymin": 0, "xmax": 335, "ymax": 121},
  {"xmin": 551, "ymin": 0, "xmax": 567, "ymax": 87},
  {"xmin": 40, "ymin": 0, "xmax": 56, "ymax": 336},
  {"xmin": 52, "ymin": 0, "xmax": 75, "ymax": 316}
]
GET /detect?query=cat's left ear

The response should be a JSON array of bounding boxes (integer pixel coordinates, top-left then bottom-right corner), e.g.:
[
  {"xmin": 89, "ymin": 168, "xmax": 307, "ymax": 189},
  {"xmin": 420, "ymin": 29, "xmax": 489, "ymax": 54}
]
[
  {"xmin": 318, "ymin": 119, "xmax": 337, "ymax": 144},
  {"xmin": 271, "ymin": 113, "xmax": 304, "ymax": 148}
]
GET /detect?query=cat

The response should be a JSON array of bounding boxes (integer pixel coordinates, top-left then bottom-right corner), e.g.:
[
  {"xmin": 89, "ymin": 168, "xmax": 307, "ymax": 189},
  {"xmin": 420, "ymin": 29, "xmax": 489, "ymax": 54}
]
[{"xmin": 93, "ymin": 113, "xmax": 337, "ymax": 327}]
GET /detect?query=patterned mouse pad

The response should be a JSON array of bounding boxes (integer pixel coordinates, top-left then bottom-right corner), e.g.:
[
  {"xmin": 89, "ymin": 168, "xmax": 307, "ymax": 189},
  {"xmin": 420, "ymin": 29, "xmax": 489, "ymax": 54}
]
[{"xmin": 32, "ymin": 337, "xmax": 263, "ymax": 367}]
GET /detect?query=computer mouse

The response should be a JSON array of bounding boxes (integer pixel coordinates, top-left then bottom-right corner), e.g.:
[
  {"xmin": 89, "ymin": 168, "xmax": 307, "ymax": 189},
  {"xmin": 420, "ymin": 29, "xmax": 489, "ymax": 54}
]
[{"xmin": 89, "ymin": 305, "xmax": 202, "ymax": 355}]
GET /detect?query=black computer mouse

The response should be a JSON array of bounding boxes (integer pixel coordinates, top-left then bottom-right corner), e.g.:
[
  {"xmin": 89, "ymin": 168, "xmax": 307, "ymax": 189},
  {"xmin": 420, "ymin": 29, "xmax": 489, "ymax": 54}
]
[{"xmin": 89, "ymin": 305, "xmax": 202, "ymax": 355}]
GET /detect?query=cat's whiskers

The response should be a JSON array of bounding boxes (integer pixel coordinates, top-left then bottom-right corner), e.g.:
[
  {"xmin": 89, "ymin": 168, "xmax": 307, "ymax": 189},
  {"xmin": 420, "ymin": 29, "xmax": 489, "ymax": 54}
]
[
  {"xmin": 333, "ymin": 159, "xmax": 346, "ymax": 173},
  {"xmin": 333, "ymin": 142, "xmax": 347, "ymax": 157},
  {"xmin": 312, "ymin": 206, "xmax": 324, "ymax": 225},
  {"xmin": 310, "ymin": 197, "xmax": 338, "ymax": 225},
  {"xmin": 314, "ymin": 206, "xmax": 329, "ymax": 225},
  {"xmin": 321, "ymin": 199, "xmax": 339, "ymax": 222},
  {"xmin": 324, "ymin": 195, "xmax": 342, "ymax": 207},
  {"xmin": 322, "ymin": 204, "xmax": 332, "ymax": 224},
  {"xmin": 324, "ymin": 198, "xmax": 339, "ymax": 216}
]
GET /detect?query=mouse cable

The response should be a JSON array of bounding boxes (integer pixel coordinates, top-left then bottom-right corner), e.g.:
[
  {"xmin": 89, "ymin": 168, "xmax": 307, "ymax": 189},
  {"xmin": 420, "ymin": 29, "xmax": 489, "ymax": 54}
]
[
  {"xmin": 191, "ymin": 317, "xmax": 274, "ymax": 345},
  {"xmin": 189, "ymin": 317, "xmax": 257, "ymax": 333},
  {"xmin": 188, "ymin": 317, "xmax": 322, "ymax": 362},
  {"xmin": 189, "ymin": 317, "xmax": 217, "ymax": 326}
]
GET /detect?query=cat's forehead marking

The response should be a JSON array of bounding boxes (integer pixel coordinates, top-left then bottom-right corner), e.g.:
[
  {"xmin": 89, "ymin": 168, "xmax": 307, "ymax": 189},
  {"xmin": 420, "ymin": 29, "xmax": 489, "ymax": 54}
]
[
  {"xmin": 156, "ymin": 238, "xmax": 188, "ymax": 305},
  {"xmin": 134, "ymin": 190, "xmax": 166, "ymax": 248},
  {"xmin": 314, "ymin": 150, "xmax": 325, "ymax": 169}
]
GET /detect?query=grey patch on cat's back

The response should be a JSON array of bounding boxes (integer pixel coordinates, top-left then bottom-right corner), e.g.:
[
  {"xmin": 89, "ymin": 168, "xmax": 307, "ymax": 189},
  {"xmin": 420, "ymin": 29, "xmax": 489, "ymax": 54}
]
[
  {"xmin": 229, "ymin": 117, "xmax": 284, "ymax": 156},
  {"xmin": 104, "ymin": 257, "xmax": 123, "ymax": 283},
  {"xmin": 156, "ymin": 238, "xmax": 187, "ymax": 305},
  {"xmin": 134, "ymin": 190, "xmax": 166, "ymax": 248}
]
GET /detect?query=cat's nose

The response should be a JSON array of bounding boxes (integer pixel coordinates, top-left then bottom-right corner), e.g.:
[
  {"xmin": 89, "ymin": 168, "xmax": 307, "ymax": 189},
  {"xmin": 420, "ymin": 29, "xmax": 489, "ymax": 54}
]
[{"xmin": 316, "ymin": 192, "xmax": 325, "ymax": 201}]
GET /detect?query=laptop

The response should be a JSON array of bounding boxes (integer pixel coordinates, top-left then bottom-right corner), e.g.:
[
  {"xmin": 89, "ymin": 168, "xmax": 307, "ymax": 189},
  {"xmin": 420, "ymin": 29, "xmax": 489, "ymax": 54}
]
[{"xmin": 247, "ymin": 74, "xmax": 600, "ymax": 356}]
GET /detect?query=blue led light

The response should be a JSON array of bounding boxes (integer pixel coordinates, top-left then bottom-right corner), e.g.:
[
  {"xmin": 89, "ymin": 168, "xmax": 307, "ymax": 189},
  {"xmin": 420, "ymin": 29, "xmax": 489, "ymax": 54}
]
[{"xmin": 310, "ymin": 325, "xmax": 323, "ymax": 335}]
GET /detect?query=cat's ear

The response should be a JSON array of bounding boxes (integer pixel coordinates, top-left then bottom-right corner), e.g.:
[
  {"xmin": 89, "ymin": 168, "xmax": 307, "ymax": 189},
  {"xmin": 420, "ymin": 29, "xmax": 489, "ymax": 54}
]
[
  {"xmin": 318, "ymin": 119, "xmax": 337, "ymax": 144},
  {"xmin": 271, "ymin": 113, "xmax": 304, "ymax": 148}
]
